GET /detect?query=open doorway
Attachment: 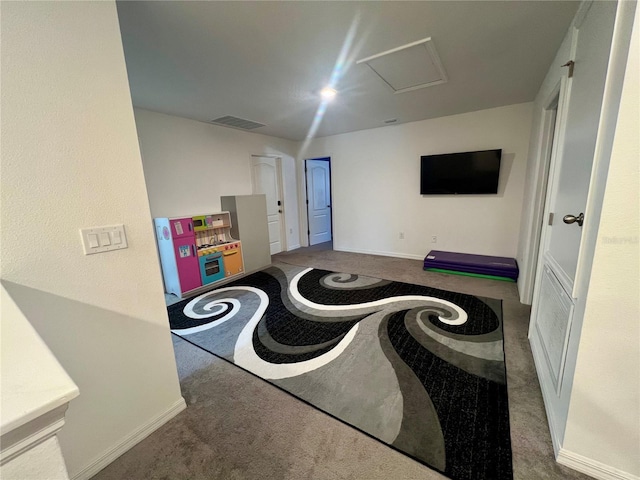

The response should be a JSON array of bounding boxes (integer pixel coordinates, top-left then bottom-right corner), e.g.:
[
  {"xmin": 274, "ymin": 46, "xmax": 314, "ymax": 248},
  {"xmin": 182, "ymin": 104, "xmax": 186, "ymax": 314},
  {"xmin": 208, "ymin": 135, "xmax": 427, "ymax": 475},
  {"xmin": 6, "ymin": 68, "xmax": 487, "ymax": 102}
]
[{"xmin": 305, "ymin": 157, "xmax": 333, "ymax": 248}]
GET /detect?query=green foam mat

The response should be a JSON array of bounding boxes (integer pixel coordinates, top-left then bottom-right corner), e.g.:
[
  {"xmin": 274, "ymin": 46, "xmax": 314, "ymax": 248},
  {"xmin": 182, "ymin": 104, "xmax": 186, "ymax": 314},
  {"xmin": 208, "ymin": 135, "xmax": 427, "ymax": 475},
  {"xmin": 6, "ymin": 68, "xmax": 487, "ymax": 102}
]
[{"xmin": 424, "ymin": 267, "xmax": 515, "ymax": 282}]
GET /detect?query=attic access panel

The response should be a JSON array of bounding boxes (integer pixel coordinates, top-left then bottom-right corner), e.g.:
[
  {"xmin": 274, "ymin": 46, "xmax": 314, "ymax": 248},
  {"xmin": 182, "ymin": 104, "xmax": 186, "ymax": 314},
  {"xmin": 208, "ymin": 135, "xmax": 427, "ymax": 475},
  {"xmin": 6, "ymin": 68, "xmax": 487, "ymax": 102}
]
[{"xmin": 357, "ymin": 37, "xmax": 448, "ymax": 94}]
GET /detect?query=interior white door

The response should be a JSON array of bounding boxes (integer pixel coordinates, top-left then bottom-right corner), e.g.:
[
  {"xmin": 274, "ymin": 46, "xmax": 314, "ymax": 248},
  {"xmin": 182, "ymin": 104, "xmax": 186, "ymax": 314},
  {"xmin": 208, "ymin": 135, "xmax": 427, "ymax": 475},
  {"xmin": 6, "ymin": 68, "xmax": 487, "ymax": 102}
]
[
  {"xmin": 531, "ymin": 1, "xmax": 617, "ymax": 392},
  {"xmin": 546, "ymin": 4, "xmax": 618, "ymax": 292},
  {"xmin": 251, "ymin": 156, "xmax": 283, "ymax": 255},
  {"xmin": 306, "ymin": 159, "xmax": 332, "ymax": 245}
]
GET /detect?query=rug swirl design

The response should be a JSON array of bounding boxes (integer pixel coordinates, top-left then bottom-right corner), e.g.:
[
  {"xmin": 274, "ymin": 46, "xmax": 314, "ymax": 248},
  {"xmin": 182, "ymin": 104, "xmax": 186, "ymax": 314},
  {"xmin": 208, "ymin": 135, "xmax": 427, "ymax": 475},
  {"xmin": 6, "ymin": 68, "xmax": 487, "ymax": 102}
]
[{"xmin": 168, "ymin": 263, "xmax": 512, "ymax": 480}]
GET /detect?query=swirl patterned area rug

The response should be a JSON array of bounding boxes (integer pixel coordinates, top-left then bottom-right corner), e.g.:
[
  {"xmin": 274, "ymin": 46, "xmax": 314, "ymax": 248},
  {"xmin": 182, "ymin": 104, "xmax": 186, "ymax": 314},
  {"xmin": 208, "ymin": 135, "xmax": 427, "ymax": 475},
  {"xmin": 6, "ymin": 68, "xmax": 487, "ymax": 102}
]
[{"xmin": 168, "ymin": 262, "xmax": 513, "ymax": 480}]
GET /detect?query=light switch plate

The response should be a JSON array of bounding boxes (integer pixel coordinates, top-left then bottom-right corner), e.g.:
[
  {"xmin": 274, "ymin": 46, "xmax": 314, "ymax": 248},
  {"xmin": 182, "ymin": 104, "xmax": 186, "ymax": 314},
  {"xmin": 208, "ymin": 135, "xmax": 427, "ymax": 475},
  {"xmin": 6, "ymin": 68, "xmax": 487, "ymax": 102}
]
[{"xmin": 80, "ymin": 225, "xmax": 128, "ymax": 255}]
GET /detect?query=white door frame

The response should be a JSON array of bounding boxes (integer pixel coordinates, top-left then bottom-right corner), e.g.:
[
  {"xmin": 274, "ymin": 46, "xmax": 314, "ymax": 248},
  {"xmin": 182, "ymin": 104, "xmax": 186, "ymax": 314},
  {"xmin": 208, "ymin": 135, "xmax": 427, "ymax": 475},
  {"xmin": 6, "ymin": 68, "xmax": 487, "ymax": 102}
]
[
  {"xmin": 531, "ymin": 69, "xmax": 573, "ymax": 308},
  {"xmin": 250, "ymin": 154, "xmax": 287, "ymax": 253},
  {"xmin": 520, "ymin": 84, "xmax": 562, "ymax": 304},
  {"xmin": 528, "ymin": 70, "xmax": 574, "ymax": 451},
  {"xmin": 304, "ymin": 156, "xmax": 333, "ymax": 245},
  {"xmin": 527, "ymin": 0, "xmax": 637, "ymax": 454}
]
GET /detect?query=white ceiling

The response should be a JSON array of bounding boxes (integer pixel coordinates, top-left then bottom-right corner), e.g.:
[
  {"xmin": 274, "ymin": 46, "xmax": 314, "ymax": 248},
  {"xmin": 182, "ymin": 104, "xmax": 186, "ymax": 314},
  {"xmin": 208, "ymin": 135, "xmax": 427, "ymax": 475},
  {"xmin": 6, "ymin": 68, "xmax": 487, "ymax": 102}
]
[{"xmin": 116, "ymin": 1, "xmax": 579, "ymax": 141}]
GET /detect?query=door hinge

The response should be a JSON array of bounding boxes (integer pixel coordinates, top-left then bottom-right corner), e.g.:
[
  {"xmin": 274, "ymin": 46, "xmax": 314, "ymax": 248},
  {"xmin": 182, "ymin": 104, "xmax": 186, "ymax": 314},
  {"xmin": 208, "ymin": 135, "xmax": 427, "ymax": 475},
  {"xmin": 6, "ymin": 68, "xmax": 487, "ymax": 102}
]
[
  {"xmin": 306, "ymin": 199, "xmax": 309, "ymax": 204},
  {"xmin": 561, "ymin": 60, "xmax": 575, "ymax": 78},
  {"xmin": 307, "ymin": 230, "xmax": 310, "ymax": 235},
  {"xmin": 548, "ymin": 212, "xmax": 554, "ymax": 226}
]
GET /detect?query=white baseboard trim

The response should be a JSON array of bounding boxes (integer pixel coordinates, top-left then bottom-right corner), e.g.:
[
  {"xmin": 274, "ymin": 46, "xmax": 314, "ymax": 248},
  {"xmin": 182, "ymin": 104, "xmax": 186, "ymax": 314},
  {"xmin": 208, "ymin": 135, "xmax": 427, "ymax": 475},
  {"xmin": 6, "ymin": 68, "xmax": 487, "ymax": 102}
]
[
  {"xmin": 557, "ymin": 448, "xmax": 639, "ymax": 480},
  {"xmin": 334, "ymin": 246, "xmax": 424, "ymax": 261},
  {"xmin": 71, "ymin": 397, "xmax": 187, "ymax": 480}
]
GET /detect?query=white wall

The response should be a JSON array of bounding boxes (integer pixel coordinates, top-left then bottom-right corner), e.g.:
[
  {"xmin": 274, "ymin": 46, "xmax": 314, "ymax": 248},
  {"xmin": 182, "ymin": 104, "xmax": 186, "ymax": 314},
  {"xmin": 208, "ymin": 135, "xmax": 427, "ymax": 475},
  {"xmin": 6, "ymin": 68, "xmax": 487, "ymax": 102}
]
[
  {"xmin": 1, "ymin": 2, "xmax": 184, "ymax": 478},
  {"xmin": 1, "ymin": 438, "xmax": 70, "ymax": 480},
  {"xmin": 562, "ymin": 4, "xmax": 639, "ymax": 475},
  {"xmin": 301, "ymin": 103, "xmax": 533, "ymax": 259},
  {"xmin": 134, "ymin": 109, "xmax": 302, "ymax": 250},
  {"xmin": 1, "ymin": 285, "xmax": 78, "ymax": 480}
]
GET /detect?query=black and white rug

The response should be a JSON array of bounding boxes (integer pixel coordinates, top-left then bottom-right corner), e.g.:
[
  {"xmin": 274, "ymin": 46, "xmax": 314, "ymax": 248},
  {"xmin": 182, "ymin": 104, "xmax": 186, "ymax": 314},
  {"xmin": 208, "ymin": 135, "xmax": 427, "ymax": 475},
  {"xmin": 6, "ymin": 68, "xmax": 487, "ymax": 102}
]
[{"xmin": 168, "ymin": 262, "xmax": 512, "ymax": 480}]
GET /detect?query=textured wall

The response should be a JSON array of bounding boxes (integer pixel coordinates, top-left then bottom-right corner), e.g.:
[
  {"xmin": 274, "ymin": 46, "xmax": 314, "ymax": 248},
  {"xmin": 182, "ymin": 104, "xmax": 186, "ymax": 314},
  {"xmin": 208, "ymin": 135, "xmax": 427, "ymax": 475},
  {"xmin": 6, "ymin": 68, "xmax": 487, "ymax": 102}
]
[
  {"xmin": 1, "ymin": 437, "xmax": 70, "ymax": 480},
  {"xmin": 1, "ymin": 2, "xmax": 183, "ymax": 477},
  {"xmin": 301, "ymin": 103, "xmax": 533, "ymax": 259},
  {"xmin": 1, "ymin": 285, "xmax": 78, "ymax": 479},
  {"xmin": 133, "ymin": 108, "xmax": 301, "ymax": 251}
]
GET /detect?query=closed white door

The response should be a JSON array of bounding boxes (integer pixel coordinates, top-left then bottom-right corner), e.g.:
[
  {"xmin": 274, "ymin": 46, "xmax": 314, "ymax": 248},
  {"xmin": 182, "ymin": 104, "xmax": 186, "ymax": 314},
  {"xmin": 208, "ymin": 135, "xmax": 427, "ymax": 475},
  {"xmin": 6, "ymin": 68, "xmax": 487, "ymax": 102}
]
[
  {"xmin": 531, "ymin": 1, "xmax": 617, "ymax": 392},
  {"xmin": 251, "ymin": 156, "xmax": 284, "ymax": 255},
  {"xmin": 306, "ymin": 159, "xmax": 332, "ymax": 245}
]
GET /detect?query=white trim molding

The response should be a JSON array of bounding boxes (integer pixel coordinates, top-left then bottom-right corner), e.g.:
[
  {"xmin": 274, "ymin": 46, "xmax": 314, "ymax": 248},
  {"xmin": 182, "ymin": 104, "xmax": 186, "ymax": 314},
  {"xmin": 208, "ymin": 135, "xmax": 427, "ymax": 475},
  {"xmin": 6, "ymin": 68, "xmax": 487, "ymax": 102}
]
[
  {"xmin": 0, "ymin": 406, "xmax": 68, "ymax": 465},
  {"xmin": 1, "ymin": 284, "xmax": 79, "ymax": 473},
  {"xmin": 558, "ymin": 448, "xmax": 640, "ymax": 480},
  {"xmin": 72, "ymin": 398, "xmax": 186, "ymax": 480},
  {"xmin": 335, "ymin": 246, "xmax": 425, "ymax": 261}
]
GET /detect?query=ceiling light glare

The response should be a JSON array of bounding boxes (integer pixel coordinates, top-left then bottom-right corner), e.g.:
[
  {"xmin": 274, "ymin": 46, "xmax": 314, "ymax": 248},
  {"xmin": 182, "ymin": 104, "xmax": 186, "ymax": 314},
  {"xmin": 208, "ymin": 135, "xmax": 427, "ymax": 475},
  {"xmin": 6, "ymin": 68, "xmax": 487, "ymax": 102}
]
[{"xmin": 320, "ymin": 87, "xmax": 337, "ymax": 100}]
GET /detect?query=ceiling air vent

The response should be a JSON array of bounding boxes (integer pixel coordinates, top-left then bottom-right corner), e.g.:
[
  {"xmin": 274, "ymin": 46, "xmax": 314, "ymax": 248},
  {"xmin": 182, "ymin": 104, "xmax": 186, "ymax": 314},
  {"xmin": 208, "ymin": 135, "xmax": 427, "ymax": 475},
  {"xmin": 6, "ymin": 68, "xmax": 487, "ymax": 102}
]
[
  {"xmin": 210, "ymin": 115, "xmax": 265, "ymax": 130},
  {"xmin": 357, "ymin": 37, "xmax": 448, "ymax": 94}
]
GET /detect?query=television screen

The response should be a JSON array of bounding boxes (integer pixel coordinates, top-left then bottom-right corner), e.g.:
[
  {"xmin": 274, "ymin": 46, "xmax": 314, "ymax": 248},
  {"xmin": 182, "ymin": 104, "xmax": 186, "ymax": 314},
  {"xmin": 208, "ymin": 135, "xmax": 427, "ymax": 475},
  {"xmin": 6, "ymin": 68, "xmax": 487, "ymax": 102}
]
[{"xmin": 420, "ymin": 149, "xmax": 502, "ymax": 195}]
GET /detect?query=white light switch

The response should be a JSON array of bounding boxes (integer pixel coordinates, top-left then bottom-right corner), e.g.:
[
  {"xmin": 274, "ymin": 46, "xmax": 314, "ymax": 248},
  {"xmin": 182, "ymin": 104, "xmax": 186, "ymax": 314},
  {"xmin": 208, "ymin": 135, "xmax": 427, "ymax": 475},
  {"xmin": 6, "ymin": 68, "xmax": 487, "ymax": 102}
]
[
  {"xmin": 88, "ymin": 234, "xmax": 99, "ymax": 248},
  {"xmin": 99, "ymin": 232, "xmax": 111, "ymax": 246},
  {"xmin": 80, "ymin": 225, "xmax": 128, "ymax": 255}
]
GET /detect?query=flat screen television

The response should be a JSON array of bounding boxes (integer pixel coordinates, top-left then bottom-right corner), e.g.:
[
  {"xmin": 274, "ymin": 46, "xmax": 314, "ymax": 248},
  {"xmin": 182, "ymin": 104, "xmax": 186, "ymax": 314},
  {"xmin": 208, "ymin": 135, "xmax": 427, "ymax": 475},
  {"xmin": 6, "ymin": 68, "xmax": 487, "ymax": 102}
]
[{"xmin": 420, "ymin": 149, "xmax": 502, "ymax": 195}]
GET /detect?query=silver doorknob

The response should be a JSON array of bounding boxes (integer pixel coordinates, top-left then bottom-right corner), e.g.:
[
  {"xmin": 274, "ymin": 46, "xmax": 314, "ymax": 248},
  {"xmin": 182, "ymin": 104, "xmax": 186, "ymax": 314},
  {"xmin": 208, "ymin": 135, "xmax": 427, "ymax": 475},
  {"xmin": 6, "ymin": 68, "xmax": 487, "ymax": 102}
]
[{"xmin": 563, "ymin": 213, "xmax": 584, "ymax": 227}]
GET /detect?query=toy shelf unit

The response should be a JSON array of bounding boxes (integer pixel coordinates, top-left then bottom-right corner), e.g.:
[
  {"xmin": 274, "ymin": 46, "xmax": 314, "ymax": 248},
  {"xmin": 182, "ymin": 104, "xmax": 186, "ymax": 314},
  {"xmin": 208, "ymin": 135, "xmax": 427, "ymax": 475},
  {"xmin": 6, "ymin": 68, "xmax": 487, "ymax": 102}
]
[{"xmin": 154, "ymin": 212, "xmax": 245, "ymax": 298}]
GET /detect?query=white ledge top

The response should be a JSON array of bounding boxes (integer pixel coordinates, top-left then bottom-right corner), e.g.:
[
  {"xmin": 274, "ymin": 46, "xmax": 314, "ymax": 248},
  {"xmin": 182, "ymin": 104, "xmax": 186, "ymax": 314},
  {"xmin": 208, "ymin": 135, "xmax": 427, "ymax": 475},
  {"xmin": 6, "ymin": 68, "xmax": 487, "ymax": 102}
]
[{"xmin": 1, "ymin": 285, "xmax": 79, "ymax": 437}]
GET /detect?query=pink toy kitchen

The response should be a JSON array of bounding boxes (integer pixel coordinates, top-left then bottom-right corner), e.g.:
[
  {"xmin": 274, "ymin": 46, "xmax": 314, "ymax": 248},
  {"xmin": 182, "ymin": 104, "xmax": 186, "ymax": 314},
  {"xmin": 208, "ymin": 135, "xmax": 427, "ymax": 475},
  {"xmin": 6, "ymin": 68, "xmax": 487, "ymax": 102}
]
[{"xmin": 154, "ymin": 212, "xmax": 244, "ymax": 298}]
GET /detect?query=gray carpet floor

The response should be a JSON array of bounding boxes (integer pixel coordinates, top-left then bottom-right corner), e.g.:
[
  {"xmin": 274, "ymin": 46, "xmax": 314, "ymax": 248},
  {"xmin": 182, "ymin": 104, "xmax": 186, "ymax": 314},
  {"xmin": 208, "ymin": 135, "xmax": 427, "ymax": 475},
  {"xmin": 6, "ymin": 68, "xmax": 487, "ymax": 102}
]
[{"xmin": 92, "ymin": 245, "xmax": 592, "ymax": 480}]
